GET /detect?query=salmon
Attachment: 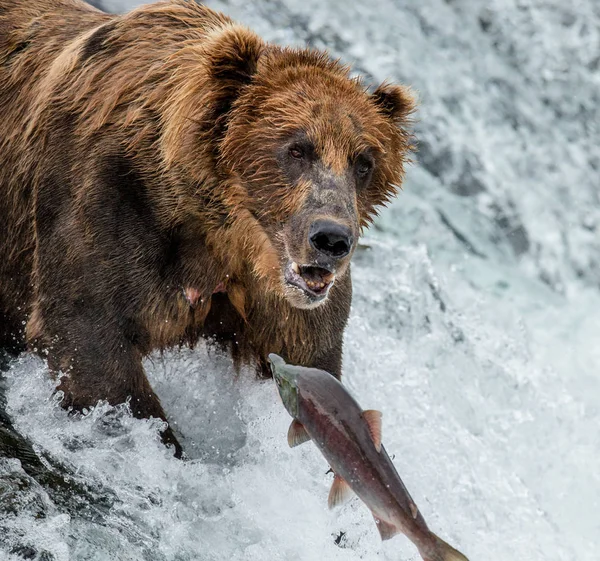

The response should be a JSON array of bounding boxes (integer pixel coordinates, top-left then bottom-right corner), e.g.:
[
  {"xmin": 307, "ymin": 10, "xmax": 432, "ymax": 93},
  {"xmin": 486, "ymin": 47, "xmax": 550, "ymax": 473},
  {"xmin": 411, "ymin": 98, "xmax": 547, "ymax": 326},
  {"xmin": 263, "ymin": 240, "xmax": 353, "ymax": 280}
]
[{"xmin": 269, "ymin": 353, "xmax": 469, "ymax": 561}]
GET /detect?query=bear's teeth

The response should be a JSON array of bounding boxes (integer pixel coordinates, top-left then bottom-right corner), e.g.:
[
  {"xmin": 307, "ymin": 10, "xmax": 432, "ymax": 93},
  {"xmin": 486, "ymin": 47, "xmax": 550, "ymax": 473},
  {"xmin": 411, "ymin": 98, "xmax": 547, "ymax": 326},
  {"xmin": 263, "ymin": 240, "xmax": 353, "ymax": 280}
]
[{"xmin": 291, "ymin": 262, "xmax": 300, "ymax": 274}]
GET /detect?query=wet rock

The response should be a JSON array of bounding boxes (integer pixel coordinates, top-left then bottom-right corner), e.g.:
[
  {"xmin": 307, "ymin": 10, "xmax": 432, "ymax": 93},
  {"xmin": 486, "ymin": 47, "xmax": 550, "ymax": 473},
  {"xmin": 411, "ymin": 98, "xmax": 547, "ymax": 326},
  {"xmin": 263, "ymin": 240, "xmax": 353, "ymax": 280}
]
[
  {"xmin": 436, "ymin": 209, "xmax": 487, "ymax": 258},
  {"xmin": 449, "ymin": 152, "xmax": 488, "ymax": 197},
  {"xmin": 418, "ymin": 134, "xmax": 488, "ymax": 198},
  {"xmin": 0, "ymin": 351, "xmax": 116, "ymax": 524},
  {"xmin": 333, "ymin": 530, "xmax": 347, "ymax": 547},
  {"xmin": 416, "ymin": 137, "xmax": 455, "ymax": 181},
  {"xmin": 489, "ymin": 201, "xmax": 531, "ymax": 257}
]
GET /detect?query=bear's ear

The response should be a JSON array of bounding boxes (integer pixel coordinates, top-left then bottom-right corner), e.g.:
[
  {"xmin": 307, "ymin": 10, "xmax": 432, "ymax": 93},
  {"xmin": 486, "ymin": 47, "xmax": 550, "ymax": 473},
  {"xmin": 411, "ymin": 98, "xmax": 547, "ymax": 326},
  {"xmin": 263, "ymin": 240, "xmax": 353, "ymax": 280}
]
[
  {"xmin": 206, "ymin": 26, "xmax": 264, "ymax": 99},
  {"xmin": 161, "ymin": 27, "xmax": 264, "ymax": 170},
  {"xmin": 371, "ymin": 83, "xmax": 415, "ymax": 122}
]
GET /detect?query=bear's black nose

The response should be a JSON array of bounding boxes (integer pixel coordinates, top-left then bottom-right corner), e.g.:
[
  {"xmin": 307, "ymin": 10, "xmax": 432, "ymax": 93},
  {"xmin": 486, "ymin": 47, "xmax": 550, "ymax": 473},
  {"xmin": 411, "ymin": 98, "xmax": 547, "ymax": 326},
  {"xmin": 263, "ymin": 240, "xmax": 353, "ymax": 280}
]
[{"xmin": 309, "ymin": 220, "xmax": 353, "ymax": 259}]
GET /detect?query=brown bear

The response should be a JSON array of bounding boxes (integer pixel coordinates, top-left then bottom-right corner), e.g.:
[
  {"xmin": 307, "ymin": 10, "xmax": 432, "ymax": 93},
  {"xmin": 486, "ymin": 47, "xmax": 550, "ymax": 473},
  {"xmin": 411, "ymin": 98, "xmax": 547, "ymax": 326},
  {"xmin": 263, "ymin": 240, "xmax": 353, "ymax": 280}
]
[{"xmin": 0, "ymin": 0, "xmax": 414, "ymax": 456}]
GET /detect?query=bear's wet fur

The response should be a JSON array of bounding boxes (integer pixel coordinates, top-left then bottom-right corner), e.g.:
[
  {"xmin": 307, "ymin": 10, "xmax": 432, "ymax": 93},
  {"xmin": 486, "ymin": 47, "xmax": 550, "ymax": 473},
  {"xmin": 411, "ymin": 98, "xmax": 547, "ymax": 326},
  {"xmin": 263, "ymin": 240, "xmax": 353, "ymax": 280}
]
[{"xmin": 0, "ymin": 0, "xmax": 414, "ymax": 456}]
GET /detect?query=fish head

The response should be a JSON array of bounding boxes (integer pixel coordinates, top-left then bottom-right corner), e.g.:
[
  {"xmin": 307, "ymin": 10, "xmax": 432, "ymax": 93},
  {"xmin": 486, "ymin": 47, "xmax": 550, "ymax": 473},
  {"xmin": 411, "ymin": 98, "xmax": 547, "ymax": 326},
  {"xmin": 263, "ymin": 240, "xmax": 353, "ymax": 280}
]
[{"xmin": 268, "ymin": 353, "xmax": 300, "ymax": 418}]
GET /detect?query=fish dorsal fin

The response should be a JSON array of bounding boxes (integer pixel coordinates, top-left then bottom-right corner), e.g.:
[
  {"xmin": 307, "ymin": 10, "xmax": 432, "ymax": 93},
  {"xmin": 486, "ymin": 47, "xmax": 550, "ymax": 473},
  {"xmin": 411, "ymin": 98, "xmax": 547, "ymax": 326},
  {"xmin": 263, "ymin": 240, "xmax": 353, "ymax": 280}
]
[
  {"xmin": 363, "ymin": 410, "xmax": 383, "ymax": 452},
  {"xmin": 373, "ymin": 515, "xmax": 399, "ymax": 541},
  {"xmin": 287, "ymin": 419, "xmax": 311, "ymax": 448},
  {"xmin": 328, "ymin": 473, "xmax": 354, "ymax": 509}
]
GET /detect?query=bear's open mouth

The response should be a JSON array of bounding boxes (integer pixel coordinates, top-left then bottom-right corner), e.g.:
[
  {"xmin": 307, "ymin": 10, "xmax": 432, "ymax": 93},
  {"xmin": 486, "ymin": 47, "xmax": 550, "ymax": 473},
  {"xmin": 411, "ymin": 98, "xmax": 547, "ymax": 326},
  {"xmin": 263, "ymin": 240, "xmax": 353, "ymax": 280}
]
[{"xmin": 284, "ymin": 261, "xmax": 335, "ymax": 298}]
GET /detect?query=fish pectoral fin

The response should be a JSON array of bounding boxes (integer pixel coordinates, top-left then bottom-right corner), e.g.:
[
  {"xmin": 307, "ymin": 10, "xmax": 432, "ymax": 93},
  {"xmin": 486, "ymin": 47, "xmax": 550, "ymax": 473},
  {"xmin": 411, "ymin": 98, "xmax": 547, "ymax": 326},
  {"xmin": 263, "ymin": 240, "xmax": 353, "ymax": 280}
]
[
  {"xmin": 363, "ymin": 409, "xmax": 383, "ymax": 452},
  {"xmin": 328, "ymin": 474, "xmax": 354, "ymax": 509},
  {"xmin": 373, "ymin": 515, "xmax": 400, "ymax": 541},
  {"xmin": 287, "ymin": 419, "xmax": 311, "ymax": 448},
  {"xmin": 409, "ymin": 501, "xmax": 419, "ymax": 519}
]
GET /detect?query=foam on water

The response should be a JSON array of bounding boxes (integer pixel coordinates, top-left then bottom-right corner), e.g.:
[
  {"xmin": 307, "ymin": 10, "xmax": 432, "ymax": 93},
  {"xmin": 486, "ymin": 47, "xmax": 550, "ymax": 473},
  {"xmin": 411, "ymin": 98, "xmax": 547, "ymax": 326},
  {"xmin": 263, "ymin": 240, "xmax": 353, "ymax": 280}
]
[{"xmin": 2, "ymin": 0, "xmax": 599, "ymax": 559}]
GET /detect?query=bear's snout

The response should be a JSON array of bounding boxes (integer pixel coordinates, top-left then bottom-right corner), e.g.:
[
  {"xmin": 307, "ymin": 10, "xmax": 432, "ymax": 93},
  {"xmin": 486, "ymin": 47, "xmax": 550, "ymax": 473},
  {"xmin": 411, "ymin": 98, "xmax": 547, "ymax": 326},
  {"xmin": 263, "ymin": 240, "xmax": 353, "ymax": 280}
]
[{"xmin": 308, "ymin": 220, "xmax": 353, "ymax": 260}]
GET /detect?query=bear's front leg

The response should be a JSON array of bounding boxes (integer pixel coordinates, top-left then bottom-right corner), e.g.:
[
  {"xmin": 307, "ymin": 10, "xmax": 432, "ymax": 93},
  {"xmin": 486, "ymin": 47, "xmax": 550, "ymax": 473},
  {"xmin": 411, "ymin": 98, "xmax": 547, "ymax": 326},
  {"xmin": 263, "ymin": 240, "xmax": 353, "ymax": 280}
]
[
  {"xmin": 29, "ymin": 301, "xmax": 183, "ymax": 458},
  {"xmin": 29, "ymin": 151, "xmax": 186, "ymax": 457}
]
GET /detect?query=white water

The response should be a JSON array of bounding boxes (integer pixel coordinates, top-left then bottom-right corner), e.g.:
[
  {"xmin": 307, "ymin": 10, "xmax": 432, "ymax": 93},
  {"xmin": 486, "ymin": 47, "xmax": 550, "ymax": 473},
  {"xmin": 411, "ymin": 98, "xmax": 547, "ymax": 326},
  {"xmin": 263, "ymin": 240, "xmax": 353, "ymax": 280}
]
[{"xmin": 2, "ymin": 0, "xmax": 599, "ymax": 559}]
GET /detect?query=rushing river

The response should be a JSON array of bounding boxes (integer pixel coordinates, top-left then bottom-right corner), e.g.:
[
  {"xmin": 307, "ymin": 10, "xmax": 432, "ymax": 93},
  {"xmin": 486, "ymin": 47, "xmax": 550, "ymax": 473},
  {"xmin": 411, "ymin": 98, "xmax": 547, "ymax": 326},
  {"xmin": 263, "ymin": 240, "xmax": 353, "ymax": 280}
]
[{"xmin": 1, "ymin": 0, "xmax": 598, "ymax": 559}]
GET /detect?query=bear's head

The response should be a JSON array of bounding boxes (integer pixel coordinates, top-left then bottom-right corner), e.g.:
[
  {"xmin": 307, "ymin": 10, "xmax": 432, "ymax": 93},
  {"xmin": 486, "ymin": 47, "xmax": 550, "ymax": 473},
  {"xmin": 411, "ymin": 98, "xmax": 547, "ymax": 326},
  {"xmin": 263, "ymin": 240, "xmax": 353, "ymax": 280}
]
[{"xmin": 162, "ymin": 25, "xmax": 415, "ymax": 310}]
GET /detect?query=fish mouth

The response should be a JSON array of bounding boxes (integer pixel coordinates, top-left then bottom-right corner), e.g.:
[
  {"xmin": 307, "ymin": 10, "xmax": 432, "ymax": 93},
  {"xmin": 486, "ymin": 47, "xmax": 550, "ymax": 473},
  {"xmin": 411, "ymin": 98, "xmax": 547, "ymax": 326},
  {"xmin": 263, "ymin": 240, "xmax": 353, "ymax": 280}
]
[
  {"xmin": 284, "ymin": 261, "xmax": 335, "ymax": 301},
  {"xmin": 267, "ymin": 353, "xmax": 285, "ymax": 376}
]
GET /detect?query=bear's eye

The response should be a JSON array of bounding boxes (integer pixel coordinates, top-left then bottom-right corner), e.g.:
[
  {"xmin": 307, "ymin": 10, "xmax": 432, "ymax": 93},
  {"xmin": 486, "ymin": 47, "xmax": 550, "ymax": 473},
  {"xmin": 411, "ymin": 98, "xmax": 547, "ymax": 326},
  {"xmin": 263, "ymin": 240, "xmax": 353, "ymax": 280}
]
[
  {"xmin": 356, "ymin": 157, "xmax": 374, "ymax": 177},
  {"xmin": 288, "ymin": 145, "xmax": 305, "ymax": 160}
]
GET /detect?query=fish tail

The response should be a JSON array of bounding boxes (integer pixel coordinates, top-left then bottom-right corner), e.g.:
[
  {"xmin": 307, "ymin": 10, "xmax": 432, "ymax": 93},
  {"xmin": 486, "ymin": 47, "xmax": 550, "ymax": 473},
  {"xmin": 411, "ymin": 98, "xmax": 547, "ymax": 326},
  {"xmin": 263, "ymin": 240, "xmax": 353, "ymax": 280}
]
[{"xmin": 422, "ymin": 532, "xmax": 470, "ymax": 561}]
